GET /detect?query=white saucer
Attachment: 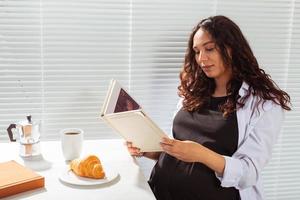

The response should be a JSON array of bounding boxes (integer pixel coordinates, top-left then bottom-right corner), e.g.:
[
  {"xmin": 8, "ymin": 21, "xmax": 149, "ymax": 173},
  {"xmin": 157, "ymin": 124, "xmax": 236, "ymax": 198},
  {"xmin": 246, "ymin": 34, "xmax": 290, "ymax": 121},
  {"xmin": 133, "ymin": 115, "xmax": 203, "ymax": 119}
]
[{"xmin": 59, "ymin": 167, "xmax": 119, "ymax": 186}]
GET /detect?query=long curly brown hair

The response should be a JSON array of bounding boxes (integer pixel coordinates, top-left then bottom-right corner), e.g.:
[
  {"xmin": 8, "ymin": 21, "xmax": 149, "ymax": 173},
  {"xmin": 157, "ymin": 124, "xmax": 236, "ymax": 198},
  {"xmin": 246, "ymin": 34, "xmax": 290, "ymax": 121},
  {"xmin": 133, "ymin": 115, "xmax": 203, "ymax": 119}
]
[{"xmin": 178, "ymin": 15, "xmax": 291, "ymax": 116}]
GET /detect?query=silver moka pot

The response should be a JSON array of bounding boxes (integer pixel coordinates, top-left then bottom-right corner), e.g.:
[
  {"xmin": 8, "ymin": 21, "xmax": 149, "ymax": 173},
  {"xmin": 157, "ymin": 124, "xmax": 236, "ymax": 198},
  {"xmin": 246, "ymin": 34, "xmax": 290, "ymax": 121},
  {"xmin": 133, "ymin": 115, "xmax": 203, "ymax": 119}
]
[{"xmin": 7, "ymin": 115, "xmax": 41, "ymax": 157}]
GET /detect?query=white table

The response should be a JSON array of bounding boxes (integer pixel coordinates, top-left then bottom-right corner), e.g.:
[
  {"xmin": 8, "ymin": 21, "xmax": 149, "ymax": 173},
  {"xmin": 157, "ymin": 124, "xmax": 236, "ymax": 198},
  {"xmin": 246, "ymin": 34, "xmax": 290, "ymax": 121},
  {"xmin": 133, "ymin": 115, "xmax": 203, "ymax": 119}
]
[{"xmin": 0, "ymin": 139, "xmax": 156, "ymax": 200}]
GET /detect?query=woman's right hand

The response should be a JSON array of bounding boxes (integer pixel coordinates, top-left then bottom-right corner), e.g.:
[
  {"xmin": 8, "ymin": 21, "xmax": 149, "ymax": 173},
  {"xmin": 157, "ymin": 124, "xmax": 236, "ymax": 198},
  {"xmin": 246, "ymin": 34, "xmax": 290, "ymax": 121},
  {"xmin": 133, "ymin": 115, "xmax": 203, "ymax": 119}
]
[{"xmin": 125, "ymin": 141, "xmax": 144, "ymax": 157}]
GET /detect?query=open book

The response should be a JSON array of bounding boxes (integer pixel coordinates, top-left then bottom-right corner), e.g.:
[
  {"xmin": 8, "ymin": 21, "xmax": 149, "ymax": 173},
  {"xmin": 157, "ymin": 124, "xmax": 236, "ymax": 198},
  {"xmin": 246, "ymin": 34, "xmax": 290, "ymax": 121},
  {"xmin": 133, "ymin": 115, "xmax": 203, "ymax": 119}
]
[{"xmin": 100, "ymin": 79, "xmax": 168, "ymax": 152}]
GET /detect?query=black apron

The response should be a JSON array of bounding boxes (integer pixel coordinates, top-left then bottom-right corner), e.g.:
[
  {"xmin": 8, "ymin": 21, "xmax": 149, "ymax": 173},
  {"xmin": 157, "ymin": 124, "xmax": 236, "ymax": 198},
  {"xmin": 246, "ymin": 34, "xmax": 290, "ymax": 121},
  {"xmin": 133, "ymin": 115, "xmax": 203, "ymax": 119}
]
[{"xmin": 149, "ymin": 96, "xmax": 240, "ymax": 200}]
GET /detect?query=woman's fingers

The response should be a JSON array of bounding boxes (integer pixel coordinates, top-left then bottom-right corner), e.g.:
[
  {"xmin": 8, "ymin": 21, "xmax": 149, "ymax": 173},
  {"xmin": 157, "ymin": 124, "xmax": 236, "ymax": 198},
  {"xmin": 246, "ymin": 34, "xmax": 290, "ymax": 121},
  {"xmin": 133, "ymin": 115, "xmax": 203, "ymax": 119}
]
[
  {"xmin": 125, "ymin": 141, "xmax": 142, "ymax": 156},
  {"xmin": 125, "ymin": 141, "xmax": 132, "ymax": 147},
  {"xmin": 129, "ymin": 147, "xmax": 140, "ymax": 153},
  {"xmin": 161, "ymin": 137, "xmax": 176, "ymax": 146}
]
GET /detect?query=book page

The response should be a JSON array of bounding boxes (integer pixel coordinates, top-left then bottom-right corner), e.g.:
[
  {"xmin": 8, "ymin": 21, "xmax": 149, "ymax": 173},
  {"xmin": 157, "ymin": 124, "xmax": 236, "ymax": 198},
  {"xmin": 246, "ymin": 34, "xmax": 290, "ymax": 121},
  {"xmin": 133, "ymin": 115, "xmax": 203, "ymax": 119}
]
[
  {"xmin": 101, "ymin": 79, "xmax": 141, "ymax": 115},
  {"xmin": 114, "ymin": 88, "xmax": 140, "ymax": 113}
]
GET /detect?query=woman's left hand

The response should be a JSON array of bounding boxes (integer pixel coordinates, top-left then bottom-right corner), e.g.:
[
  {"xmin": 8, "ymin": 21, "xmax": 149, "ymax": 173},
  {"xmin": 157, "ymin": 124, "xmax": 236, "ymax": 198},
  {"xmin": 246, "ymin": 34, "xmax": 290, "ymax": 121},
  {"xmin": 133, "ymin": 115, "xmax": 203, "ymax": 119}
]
[{"xmin": 160, "ymin": 137, "xmax": 204, "ymax": 162}]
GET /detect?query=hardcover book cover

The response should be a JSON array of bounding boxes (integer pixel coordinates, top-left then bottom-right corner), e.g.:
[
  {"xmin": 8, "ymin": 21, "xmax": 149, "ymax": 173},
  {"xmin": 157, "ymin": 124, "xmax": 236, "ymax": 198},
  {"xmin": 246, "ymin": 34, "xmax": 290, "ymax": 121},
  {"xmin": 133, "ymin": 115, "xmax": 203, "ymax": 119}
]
[{"xmin": 0, "ymin": 160, "xmax": 45, "ymax": 198}]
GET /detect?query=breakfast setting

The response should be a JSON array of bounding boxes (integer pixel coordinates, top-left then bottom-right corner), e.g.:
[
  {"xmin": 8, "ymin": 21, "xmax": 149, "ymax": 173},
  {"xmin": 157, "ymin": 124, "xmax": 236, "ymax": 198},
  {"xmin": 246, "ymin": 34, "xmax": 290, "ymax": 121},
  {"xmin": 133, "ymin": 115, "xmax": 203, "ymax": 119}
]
[{"xmin": 0, "ymin": 114, "xmax": 154, "ymax": 200}]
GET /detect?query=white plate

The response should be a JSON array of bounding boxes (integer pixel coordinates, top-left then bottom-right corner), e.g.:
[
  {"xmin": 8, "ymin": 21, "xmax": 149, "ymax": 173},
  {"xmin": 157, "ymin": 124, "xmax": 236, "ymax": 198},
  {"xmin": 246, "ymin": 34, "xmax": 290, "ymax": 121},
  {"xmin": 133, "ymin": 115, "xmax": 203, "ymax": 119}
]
[{"xmin": 59, "ymin": 167, "xmax": 119, "ymax": 186}]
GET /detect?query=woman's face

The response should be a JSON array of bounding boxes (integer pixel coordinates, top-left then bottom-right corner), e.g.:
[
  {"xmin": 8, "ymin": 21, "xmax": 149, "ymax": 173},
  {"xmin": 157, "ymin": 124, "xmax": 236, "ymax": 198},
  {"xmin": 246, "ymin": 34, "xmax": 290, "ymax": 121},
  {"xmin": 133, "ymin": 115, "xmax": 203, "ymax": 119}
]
[{"xmin": 193, "ymin": 28, "xmax": 232, "ymax": 81}]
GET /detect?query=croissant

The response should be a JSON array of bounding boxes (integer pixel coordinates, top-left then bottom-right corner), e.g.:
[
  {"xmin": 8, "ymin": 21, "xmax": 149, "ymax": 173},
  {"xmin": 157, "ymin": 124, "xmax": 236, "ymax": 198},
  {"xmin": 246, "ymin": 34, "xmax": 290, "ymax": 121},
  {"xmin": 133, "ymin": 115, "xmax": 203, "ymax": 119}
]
[{"xmin": 70, "ymin": 155, "xmax": 105, "ymax": 179}]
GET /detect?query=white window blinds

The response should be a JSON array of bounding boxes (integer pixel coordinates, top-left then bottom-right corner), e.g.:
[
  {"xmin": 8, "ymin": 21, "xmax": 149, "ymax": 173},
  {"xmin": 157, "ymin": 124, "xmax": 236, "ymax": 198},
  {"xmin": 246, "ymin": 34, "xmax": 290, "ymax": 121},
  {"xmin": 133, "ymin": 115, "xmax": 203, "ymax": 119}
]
[
  {"xmin": 41, "ymin": 0, "xmax": 130, "ymax": 139},
  {"xmin": 0, "ymin": 0, "xmax": 43, "ymax": 137},
  {"xmin": 1, "ymin": 0, "xmax": 300, "ymax": 199},
  {"xmin": 130, "ymin": 0, "xmax": 215, "ymax": 135},
  {"xmin": 0, "ymin": 0, "xmax": 130, "ymax": 140}
]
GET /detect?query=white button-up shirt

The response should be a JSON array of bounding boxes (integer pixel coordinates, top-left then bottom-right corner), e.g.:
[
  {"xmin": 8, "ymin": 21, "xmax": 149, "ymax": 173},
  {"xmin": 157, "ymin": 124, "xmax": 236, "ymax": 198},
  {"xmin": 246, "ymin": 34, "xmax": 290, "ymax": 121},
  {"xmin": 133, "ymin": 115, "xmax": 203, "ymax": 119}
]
[{"xmin": 175, "ymin": 82, "xmax": 285, "ymax": 200}]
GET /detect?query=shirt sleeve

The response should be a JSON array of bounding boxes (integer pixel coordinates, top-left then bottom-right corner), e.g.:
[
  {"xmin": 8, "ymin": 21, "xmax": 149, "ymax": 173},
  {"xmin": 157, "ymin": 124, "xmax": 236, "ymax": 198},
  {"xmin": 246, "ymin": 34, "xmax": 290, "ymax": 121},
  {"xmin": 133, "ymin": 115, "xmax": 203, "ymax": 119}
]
[
  {"xmin": 169, "ymin": 98, "xmax": 183, "ymax": 138},
  {"xmin": 216, "ymin": 103, "xmax": 285, "ymax": 189}
]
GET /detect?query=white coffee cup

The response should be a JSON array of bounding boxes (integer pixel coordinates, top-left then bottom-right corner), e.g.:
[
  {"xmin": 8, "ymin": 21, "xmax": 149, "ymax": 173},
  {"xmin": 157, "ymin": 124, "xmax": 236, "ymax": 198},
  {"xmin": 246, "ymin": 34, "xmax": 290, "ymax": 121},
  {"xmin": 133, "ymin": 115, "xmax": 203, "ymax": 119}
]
[{"xmin": 60, "ymin": 128, "xmax": 83, "ymax": 161}]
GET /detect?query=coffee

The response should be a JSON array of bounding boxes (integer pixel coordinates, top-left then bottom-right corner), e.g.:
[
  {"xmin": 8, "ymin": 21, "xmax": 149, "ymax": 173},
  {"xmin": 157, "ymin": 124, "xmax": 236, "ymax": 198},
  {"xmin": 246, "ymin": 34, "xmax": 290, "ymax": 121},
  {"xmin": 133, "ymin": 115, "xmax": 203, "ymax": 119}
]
[{"xmin": 64, "ymin": 132, "xmax": 80, "ymax": 135}]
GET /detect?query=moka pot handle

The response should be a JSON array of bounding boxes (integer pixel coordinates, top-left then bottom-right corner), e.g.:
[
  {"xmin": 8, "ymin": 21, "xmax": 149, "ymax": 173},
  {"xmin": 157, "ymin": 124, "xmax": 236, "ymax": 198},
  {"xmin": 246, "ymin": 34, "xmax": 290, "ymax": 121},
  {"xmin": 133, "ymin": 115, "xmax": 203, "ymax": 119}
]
[{"xmin": 7, "ymin": 124, "xmax": 17, "ymax": 142}]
